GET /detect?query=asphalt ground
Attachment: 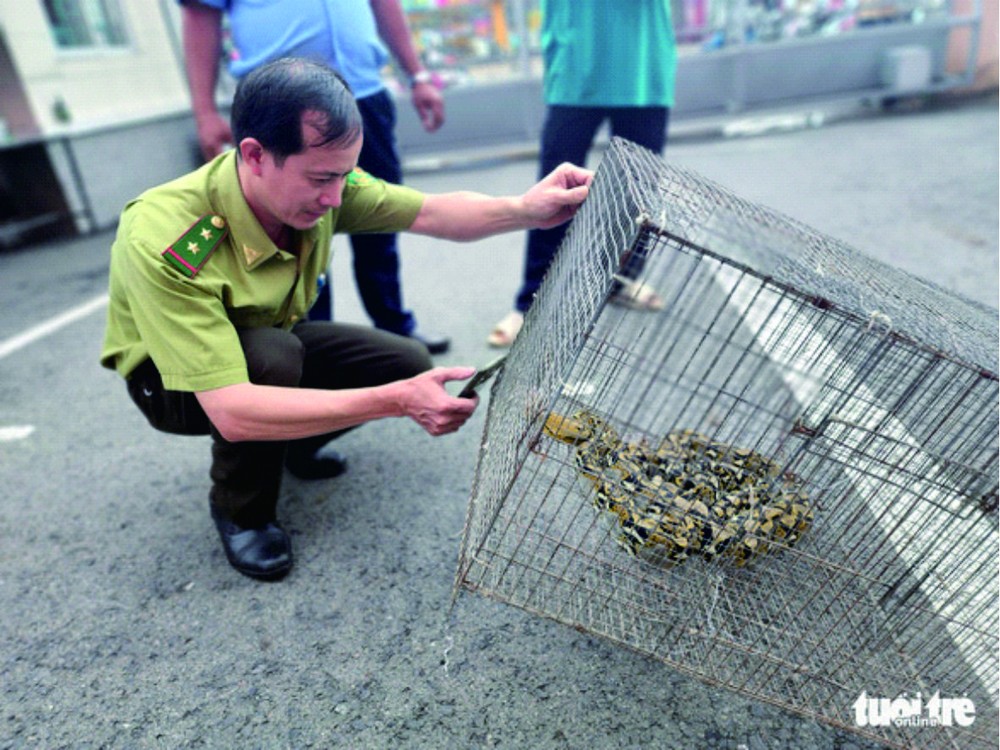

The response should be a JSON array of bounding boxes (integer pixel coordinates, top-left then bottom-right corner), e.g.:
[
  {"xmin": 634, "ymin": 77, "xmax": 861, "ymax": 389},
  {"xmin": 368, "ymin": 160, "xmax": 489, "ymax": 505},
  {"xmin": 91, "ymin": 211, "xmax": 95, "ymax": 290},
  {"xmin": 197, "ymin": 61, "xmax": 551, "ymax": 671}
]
[{"xmin": 0, "ymin": 93, "xmax": 996, "ymax": 749}]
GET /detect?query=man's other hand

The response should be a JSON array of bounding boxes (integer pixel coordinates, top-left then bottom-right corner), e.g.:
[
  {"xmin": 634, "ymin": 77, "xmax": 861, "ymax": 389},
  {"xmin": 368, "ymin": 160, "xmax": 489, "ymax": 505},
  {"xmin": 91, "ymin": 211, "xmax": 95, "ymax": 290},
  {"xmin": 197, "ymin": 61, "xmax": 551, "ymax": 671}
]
[{"xmin": 398, "ymin": 367, "xmax": 478, "ymax": 436}]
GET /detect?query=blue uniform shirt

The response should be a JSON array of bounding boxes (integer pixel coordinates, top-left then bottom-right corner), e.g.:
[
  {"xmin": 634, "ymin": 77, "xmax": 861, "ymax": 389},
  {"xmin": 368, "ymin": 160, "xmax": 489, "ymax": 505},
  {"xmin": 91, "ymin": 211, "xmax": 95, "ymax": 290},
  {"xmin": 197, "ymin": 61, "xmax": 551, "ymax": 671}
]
[{"xmin": 191, "ymin": 0, "xmax": 389, "ymax": 98}]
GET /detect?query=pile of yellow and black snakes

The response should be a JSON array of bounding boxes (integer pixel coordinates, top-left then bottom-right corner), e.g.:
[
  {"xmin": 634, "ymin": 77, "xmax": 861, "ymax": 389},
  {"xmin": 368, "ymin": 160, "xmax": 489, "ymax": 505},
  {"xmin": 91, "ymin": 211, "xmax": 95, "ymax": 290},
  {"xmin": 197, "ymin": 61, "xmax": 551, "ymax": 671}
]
[{"xmin": 543, "ymin": 411, "xmax": 814, "ymax": 567}]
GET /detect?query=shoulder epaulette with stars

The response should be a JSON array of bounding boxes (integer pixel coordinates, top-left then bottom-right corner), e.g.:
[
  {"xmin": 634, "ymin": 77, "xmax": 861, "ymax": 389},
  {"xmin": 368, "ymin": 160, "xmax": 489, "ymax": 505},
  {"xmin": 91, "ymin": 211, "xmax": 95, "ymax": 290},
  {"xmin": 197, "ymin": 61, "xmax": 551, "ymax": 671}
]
[
  {"xmin": 161, "ymin": 214, "xmax": 228, "ymax": 278},
  {"xmin": 345, "ymin": 168, "xmax": 377, "ymax": 187}
]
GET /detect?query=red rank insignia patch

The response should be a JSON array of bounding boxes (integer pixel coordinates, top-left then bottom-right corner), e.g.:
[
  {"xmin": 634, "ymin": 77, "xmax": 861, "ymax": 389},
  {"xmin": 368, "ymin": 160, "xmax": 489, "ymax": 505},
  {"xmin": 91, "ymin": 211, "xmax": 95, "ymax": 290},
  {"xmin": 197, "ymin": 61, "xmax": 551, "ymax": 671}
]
[{"xmin": 161, "ymin": 214, "xmax": 229, "ymax": 278}]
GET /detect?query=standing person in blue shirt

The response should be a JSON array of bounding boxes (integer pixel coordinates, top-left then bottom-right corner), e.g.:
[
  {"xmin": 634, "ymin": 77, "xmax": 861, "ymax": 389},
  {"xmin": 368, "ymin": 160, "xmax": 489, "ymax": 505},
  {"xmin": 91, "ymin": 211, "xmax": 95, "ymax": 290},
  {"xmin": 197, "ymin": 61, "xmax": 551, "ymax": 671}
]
[
  {"xmin": 182, "ymin": 0, "xmax": 452, "ymax": 354},
  {"xmin": 487, "ymin": 0, "xmax": 678, "ymax": 348}
]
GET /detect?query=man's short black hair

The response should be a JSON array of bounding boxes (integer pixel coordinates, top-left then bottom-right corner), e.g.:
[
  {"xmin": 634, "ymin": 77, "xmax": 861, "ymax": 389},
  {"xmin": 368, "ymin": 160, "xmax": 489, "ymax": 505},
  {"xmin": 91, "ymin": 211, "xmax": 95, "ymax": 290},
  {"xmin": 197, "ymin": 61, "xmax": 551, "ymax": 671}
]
[{"xmin": 231, "ymin": 57, "xmax": 363, "ymax": 165}]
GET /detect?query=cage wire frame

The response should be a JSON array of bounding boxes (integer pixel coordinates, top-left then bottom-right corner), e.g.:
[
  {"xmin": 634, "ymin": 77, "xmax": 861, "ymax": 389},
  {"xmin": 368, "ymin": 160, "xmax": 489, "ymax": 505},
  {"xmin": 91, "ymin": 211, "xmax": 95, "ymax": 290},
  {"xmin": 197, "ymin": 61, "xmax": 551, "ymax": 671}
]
[{"xmin": 454, "ymin": 139, "xmax": 999, "ymax": 749}]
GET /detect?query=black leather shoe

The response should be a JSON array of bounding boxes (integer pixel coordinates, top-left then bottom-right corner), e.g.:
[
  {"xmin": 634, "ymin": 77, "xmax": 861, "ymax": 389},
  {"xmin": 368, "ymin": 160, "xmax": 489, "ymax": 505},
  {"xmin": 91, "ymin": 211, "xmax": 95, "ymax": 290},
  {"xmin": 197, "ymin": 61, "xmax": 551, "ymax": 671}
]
[
  {"xmin": 211, "ymin": 510, "xmax": 292, "ymax": 581},
  {"xmin": 409, "ymin": 329, "xmax": 451, "ymax": 355},
  {"xmin": 285, "ymin": 446, "xmax": 348, "ymax": 480}
]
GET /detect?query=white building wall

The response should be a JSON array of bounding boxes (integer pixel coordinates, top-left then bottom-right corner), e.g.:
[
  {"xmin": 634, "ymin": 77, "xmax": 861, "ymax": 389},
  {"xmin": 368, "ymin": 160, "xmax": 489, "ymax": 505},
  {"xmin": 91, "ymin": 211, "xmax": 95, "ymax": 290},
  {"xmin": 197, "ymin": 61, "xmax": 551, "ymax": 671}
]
[{"xmin": 0, "ymin": 0, "xmax": 189, "ymax": 135}]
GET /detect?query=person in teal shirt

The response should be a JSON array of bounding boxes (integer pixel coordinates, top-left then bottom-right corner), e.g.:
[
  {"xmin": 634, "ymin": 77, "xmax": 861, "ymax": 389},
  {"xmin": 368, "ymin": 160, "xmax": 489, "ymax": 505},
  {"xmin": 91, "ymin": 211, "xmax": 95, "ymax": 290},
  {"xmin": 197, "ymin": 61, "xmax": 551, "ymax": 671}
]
[{"xmin": 488, "ymin": 0, "xmax": 677, "ymax": 347}]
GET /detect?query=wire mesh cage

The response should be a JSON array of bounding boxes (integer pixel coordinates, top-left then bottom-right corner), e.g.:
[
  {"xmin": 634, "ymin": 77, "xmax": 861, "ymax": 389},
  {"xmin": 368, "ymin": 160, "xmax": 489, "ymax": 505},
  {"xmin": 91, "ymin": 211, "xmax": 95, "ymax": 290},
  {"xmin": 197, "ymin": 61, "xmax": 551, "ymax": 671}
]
[{"xmin": 455, "ymin": 139, "xmax": 999, "ymax": 749}]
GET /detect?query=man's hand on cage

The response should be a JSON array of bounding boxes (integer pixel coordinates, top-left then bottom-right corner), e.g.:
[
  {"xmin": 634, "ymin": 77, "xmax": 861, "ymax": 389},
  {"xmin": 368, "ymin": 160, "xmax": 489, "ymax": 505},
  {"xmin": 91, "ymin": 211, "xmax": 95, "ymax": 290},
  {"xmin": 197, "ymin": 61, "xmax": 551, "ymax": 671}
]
[
  {"xmin": 522, "ymin": 162, "xmax": 594, "ymax": 230},
  {"xmin": 396, "ymin": 367, "xmax": 479, "ymax": 436}
]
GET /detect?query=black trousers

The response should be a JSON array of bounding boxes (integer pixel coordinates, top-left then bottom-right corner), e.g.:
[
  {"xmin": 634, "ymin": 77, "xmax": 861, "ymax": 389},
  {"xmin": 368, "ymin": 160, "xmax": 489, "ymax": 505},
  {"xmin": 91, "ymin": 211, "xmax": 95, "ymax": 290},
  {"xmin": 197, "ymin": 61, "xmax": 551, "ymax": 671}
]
[
  {"xmin": 126, "ymin": 322, "xmax": 432, "ymax": 524},
  {"xmin": 515, "ymin": 104, "xmax": 670, "ymax": 313}
]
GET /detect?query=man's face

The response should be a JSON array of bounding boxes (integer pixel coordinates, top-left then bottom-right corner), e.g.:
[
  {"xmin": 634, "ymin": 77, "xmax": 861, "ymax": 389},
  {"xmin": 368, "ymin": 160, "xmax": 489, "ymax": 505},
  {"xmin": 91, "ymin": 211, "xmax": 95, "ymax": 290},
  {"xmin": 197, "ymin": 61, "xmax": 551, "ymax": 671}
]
[{"xmin": 242, "ymin": 118, "xmax": 363, "ymax": 237}]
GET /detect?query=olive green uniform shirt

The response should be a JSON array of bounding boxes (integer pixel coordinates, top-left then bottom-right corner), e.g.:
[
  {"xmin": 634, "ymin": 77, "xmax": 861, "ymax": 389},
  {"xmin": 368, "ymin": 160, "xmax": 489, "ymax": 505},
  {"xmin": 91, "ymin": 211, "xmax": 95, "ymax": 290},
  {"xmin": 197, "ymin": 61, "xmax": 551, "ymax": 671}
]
[{"xmin": 100, "ymin": 152, "xmax": 424, "ymax": 391}]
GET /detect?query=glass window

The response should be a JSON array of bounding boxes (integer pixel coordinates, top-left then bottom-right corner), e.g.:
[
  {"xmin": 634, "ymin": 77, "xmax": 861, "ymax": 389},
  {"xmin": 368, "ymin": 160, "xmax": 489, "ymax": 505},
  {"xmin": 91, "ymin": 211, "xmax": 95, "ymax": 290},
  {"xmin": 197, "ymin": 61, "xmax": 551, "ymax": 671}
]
[
  {"xmin": 42, "ymin": 0, "xmax": 129, "ymax": 49},
  {"xmin": 402, "ymin": 0, "xmax": 541, "ymax": 85},
  {"xmin": 692, "ymin": 0, "xmax": 953, "ymax": 50}
]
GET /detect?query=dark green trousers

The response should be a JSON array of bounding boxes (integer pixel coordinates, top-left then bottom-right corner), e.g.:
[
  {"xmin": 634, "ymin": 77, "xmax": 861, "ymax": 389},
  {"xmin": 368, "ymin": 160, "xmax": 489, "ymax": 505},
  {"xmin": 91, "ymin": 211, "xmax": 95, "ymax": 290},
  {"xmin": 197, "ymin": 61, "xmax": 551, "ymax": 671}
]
[{"xmin": 126, "ymin": 322, "xmax": 432, "ymax": 524}]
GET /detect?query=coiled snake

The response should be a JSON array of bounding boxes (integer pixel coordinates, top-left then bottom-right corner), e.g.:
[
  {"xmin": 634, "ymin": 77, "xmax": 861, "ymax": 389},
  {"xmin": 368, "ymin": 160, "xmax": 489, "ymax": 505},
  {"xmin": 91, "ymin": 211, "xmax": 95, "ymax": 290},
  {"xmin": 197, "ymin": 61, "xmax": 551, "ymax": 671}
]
[{"xmin": 543, "ymin": 411, "xmax": 814, "ymax": 567}]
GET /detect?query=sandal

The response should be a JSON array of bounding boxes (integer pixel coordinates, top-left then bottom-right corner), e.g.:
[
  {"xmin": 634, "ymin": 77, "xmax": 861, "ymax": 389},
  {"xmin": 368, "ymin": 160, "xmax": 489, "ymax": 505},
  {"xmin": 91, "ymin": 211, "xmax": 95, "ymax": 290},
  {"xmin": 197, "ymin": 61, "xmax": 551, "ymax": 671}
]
[
  {"xmin": 609, "ymin": 279, "xmax": 665, "ymax": 311},
  {"xmin": 487, "ymin": 311, "xmax": 524, "ymax": 348}
]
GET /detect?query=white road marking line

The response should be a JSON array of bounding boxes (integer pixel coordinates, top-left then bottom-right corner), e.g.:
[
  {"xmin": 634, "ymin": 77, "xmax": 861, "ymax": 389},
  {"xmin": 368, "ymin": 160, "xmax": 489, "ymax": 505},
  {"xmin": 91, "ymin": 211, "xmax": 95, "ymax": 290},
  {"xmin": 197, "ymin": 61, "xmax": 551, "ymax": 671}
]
[
  {"xmin": 0, "ymin": 425, "xmax": 35, "ymax": 441},
  {"xmin": 0, "ymin": 294, "xmax": 109, "ymax": 361}
]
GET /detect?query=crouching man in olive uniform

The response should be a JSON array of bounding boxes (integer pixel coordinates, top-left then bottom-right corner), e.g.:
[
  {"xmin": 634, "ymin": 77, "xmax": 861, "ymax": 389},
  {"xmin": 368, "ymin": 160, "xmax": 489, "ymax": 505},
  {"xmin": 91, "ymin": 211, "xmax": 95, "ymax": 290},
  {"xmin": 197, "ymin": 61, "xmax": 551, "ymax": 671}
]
[{"xmin": 101, "ymin": 57, "xmax": 592, "ymax": 581}]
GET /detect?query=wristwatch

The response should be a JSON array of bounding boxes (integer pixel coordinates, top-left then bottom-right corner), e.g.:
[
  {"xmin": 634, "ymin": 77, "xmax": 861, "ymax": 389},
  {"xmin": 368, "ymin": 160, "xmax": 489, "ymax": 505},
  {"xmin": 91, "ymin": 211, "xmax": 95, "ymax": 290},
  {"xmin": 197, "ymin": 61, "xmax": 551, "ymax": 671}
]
[{"xmin": 409, "ymin": 70, "xmax": 433, "ymax": 88}]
